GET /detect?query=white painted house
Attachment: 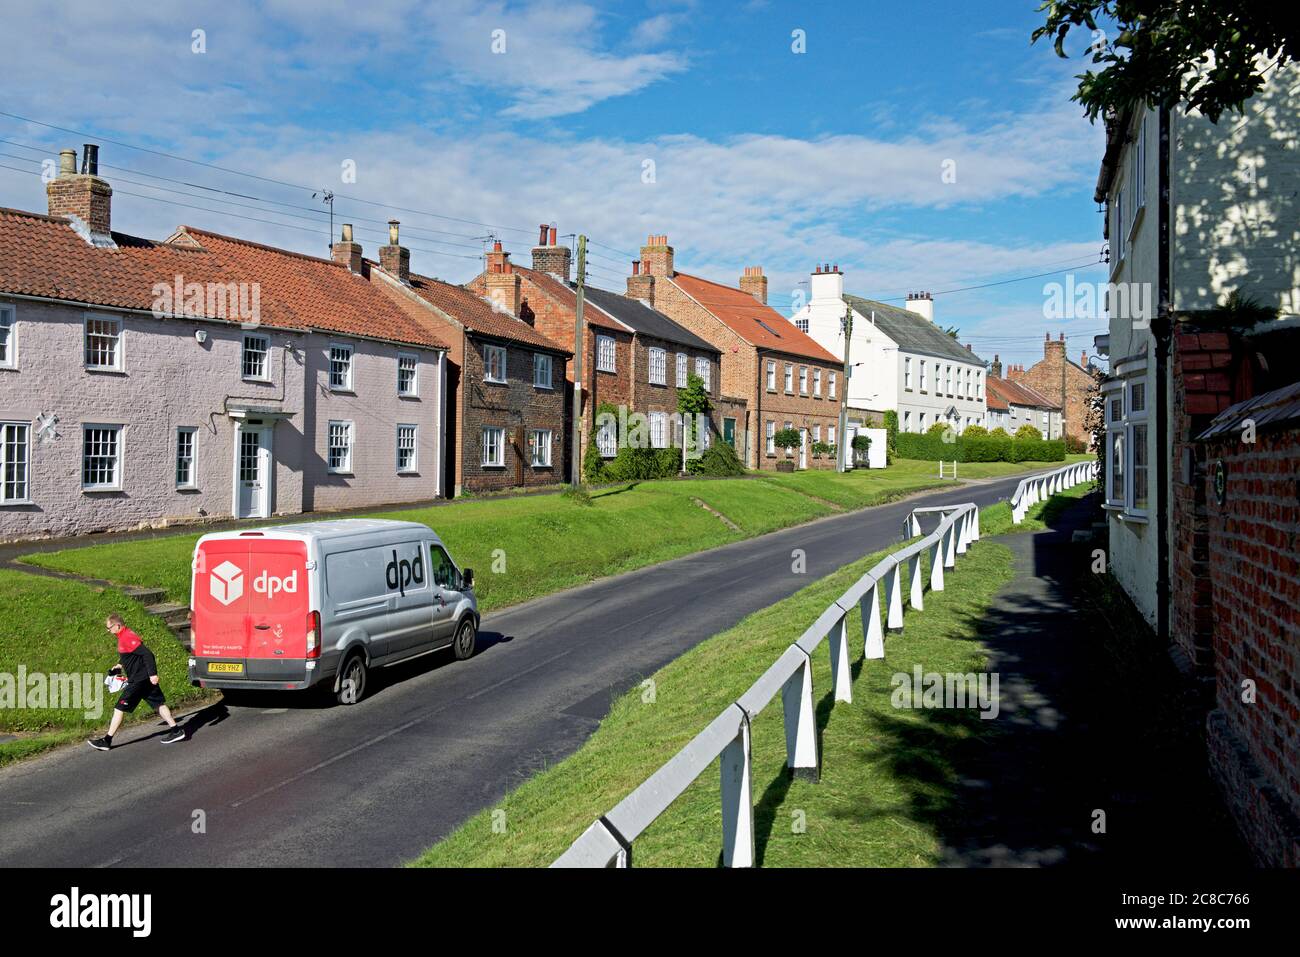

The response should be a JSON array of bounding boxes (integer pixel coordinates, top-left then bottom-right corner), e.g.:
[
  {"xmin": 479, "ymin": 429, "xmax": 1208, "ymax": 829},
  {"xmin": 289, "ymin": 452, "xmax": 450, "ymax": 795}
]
[
  {"xmin": 1095, "ymin": 59, "xmax": 1300, "ymax": 634},
  {"xmin": 793, "ymin": 266, "xmax": 987, "ymax": 433}
]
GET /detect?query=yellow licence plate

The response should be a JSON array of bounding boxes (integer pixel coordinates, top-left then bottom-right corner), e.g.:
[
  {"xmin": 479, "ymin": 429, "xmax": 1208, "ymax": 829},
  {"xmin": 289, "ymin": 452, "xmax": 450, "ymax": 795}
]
[{"xmin": 208, "ymin": 662, "xmax": 244, "ymax": 674}]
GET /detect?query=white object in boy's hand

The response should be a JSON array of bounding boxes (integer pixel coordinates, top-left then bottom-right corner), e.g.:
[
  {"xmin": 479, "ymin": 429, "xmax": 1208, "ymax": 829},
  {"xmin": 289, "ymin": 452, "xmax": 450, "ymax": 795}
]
[{"xmin": 105, "ymin": 674, "xmax": 126, "ymax": 693}]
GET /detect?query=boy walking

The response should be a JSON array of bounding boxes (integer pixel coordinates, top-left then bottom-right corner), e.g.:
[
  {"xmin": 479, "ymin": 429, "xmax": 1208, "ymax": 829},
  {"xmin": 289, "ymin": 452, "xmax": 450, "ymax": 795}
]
[{"xmin": 88, "ymin": 614, "xmax": 186, "ymax": 750}]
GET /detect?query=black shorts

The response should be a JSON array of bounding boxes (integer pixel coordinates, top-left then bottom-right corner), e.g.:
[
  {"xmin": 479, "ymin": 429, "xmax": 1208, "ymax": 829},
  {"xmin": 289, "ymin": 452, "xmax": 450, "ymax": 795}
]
[{"xmin": 116, "ymin": 682, "xmax": 167, "ymax": 713}]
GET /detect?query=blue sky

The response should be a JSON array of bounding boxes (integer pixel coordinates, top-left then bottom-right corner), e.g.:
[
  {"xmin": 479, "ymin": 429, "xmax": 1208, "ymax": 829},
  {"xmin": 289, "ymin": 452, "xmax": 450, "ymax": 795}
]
[{"xmin": 0, "ymin": 0, "xmax": 1111, "ymax": 368}]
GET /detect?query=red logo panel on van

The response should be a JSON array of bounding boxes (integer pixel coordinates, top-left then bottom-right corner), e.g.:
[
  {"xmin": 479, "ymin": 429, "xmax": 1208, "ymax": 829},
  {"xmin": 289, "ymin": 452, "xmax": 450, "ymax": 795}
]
[{"xmin": 193, "ymin": 540, "xmax": 308, "ymax": 658}]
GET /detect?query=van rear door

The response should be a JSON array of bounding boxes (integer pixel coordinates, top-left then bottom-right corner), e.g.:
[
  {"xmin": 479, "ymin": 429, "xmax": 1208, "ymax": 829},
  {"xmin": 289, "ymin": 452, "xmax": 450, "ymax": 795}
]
[
  {"xmin": 193, "ymin": 538, "xmax": 252, "ymax": 664},
  {"xmin": 246, "ymin": 538, "xmax": 310, "ymax": 674}
]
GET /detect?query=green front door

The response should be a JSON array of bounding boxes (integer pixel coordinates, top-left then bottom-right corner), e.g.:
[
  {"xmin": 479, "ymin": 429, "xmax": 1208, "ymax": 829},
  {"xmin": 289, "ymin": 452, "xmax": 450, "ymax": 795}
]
[{"xmin": 723, "ymin": 417, "xmax": 736, "ymax": 446}]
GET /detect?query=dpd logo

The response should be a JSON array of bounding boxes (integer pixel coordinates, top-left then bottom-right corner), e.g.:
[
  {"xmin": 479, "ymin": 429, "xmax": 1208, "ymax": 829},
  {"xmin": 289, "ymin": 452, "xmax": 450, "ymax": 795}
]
[
  {"xmin": 386, "ymin": 549, "xmax": 425, "ymax": 596},
  {"xmin": 255, "ymin": 569, "xmax": 298, "ymax": 599}
]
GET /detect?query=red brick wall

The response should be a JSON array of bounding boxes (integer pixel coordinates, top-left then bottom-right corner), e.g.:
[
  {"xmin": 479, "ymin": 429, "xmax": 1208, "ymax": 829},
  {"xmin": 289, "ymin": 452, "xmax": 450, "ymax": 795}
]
[
  {"xmin": 1199, "ymin": 421, "xmax": 1300, "ymax": 866},
  {"xmin": 1008, "ymin": 333, "xmax": 1097, "ymax": 445}
]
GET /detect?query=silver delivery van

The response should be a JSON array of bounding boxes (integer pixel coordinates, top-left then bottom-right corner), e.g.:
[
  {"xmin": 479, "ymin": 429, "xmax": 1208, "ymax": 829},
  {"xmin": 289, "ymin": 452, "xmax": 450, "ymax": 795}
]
[{"xmin": 188, "ymin": 519, "xmax": 478, "ymax": 704}]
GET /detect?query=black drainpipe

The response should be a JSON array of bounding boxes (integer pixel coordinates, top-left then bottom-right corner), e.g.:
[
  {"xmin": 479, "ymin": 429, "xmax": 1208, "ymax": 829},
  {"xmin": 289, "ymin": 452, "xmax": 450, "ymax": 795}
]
[{"xmin": 1153, "ymin": 105, "xmax": 1172, "ymax": 645}]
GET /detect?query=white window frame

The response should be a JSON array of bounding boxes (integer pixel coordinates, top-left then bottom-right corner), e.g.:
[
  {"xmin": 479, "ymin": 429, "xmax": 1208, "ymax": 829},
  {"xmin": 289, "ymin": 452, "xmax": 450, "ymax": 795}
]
[
  {"xmin": 175, "ymin": 426, "xmax": 198, "ymax": 490},
  {"xmin": 677, "ymin": 352, "xmax": 688, "ymax": 388},
  {"xmin": 396, "ymin": 423, "xmax": 418, "ymax": 473},
  {"xmin": 534, "ymin": 352, "xmax": 553, "ymax": 390},
  {"xmin": 695, "ymin": 355, "xmax": 711, "ymax": 391},
  {"xmin": 813, "ymin": 424, "xmax": 821, "ymax": 444},
  {"xmin": 919, "ymin": 360, "xmax": 928, "ymax": 392},
  {"xmin": 83, "ymin": 314, "xmax": 123, "ymax": 372},
  {"xmin": 648, "ymin": 347, "xmax": 666, "ymax": 386},
  {"xmin": 328, "ymin": 420, "xmax": 354, "ymax": 474},
  {"xmin": 0, "ymin": 304, "xmax": 15, "ymax": 369},
  {"xmin": 596, "ymin": 417, "xmax": 617, "ymax": 458},
  {"xmin": 597, "ymin": 335, "xmax": 616, "ymax": 373},
  {"xmin": 649, "ymin": 412, "xmax": 669, "ymax": 449},
  {"xmin": 828, "ymin": 424, "xmax": 836, "ymax": 446},
  {"xmin": 903, "ymin": 357, "xmax": 911, "ymax": 390},
  {"xmin": 81, "ymin": 423, "xmax": 123, "ymax": 491},
  {"xmin": 1104, "ymin": 384, "xmax": 1125, "ymax": 507},
  {"xmin": 798, "ymin": 366, "xmax": 808, "ymax": 395},
  {"xmin": 398, "ymin": 353, "xmax": 419, "ymax": 397},
  {"xmin": 484, "ymin": 344, "xmax": 508, "ymax": 384},
  {"xmin": 828, "ymin": 371, "xmax": 837, "ymax": 400},
  {"xmin": 765, "ymin": 420, "xmax": 776, "ymax": 455},
  {"xmin": 766, "ymin": 360, "xmax": 776, "ymax": 391},
  {"xmin": 813, "ymin": 368, "xmax": 822, "ymax": 397},
  {"xmin": 481, "ymin": 426, "xmax": 504, "ymax": 467},
  {"xmin": 784, "ymin": 363, "xmax": 794, "ymax": 393},
  {"xmin": 529, "ymin": 429, "xmax": 552, "ymax": 467},
  {"xmin": 0, "ymin": 421, "xmax": 31, "ymax": 504},
  {"xmin": 242, "ymin": 333, "xmax": 270, "ymax": 382},
  {"xmin": 784, "ymin": 420, "xmax": 793, "ymax": 457},
  {"xmin": 903, "ymin": 410, "xmax": 912, "ymax": 432},
  {"xmin": 329, "ymin": 343, "xmax": 354, "ymax": 392},
  {"xmin": 1125, "ymin": 378, "xmax": 1149, "ymax": 516}
]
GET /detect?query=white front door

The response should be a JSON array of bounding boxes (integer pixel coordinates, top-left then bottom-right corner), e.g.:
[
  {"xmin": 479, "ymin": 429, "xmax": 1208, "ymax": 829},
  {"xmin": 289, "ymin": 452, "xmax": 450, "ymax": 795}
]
[
  {"xmin": 799, "ymin": 428, "xmax": 808, "ymax": 469},
  {"xmin": 235, "ymin": 426, "xmax": 272, "ymax": 519}
]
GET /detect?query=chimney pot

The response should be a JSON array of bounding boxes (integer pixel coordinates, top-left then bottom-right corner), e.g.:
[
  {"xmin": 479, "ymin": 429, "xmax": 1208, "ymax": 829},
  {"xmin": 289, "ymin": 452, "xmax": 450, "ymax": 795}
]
[
  {"xmin": 81, "ymin": 144, "xmax": 99, "ymax": 176},
  {"xmin": 548, "ymin": 226, "xmax": 557, "ymax": 246},
  {"xmin": 538, "ymin": 224, "xmax": 548, "ymax": 246},
  {"xmin": 387, "ymin": 220, "xmax": 400, "ymax": 245},
  {"xmin": 58, "ymin": 149, "xmax": 76, "ymax": 175},
  {"xmin": 47, "ymin": 143, "xmax": 112, "ymax": 238},
  {"xmin": 331, "ymin": 224, "xmax": 363, "ymax": 273},
  {"xmin": 632, "ymin": 260, "xmax": 641, "ymax": 275},
  {"xmin": 341, "ymin": 223, "xmax": 354, "ymax": 243},
  {"xmin": 493, "ymin": 240, "xmax": 503, "ymax": 252}
]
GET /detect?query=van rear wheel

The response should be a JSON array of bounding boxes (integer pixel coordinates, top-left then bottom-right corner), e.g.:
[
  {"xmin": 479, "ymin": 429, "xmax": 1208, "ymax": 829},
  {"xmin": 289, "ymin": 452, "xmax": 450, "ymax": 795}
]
[
  {"xmin": 452, "ymin": 618, "xmax": 477, "ymax": 661},
  {"xmin": 336, "ymin": 654, "xmax": 367, "ymax": 705}
]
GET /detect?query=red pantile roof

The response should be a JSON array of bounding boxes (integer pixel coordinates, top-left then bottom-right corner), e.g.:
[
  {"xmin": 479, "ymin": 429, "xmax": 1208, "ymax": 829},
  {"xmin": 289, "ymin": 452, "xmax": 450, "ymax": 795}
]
[
  {"xmin": 512, "ymin": 265, "xmax": 626, "ymax": 332},
  {"xmin": 987, "ymin": 376, "xmax": 1059, "ymax": 410},
  {"xmin": 669, "ymin": 272, "xmax": 839, "ymax": 363},
  {"xmin": 0, "ymin": 207, "xmax": 446, "ymax": 351},
  {"xmin": 398, "ymin": 268, "xmax": 569, "ymax": 353}
]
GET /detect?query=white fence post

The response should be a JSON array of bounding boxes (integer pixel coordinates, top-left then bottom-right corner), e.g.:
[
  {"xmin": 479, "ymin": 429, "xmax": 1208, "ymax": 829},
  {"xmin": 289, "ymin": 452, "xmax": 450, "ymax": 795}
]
[
  {"xmin": 827, "ymin": 612, "xmax": 852, "ymax": 703},
  {"xmin": 955, "ymin": 510, "xmax": 969, "ymax": 554},
  {"xmin": 886, "ymin": 561, "xmax": 904, "ymax": 631},
  {"xmin": 971, "ymin": 506, "xmax": 981, "ymax": 541},
  {"xmin": 720, "ymin": 713, "xmax": 755, "ymax": 868},
  {"xmin": 930, "ymin": 536, "xmax": 945, "ymax": 591},
  {"xmin": 909, "ymin": 551, "xmax": 924, "ymax": 610},
  {"xmin": 781, "ymin": 652, "xmax": 819, "ymax": 781},
  {"xmin": 861, "ymin": 578, "xmax": 885, "ymax": 659},
  {"xmin": 943, "ymin": 521, "xmax": 957, "ymax": 569}
]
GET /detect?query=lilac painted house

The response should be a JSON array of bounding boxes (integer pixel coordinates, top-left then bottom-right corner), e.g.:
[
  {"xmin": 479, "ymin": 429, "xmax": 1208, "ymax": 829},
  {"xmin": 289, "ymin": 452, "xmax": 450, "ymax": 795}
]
[{"xmin": 0, "ymin": 146, "xmax": 449, "ymax": 542}]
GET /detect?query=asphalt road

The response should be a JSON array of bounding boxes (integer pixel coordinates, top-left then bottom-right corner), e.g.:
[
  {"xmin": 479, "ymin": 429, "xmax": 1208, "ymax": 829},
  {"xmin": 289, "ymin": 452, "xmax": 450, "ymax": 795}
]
[{"xmin": 0, "ymin": 472, "xmax": 1037, "ymax": 867}]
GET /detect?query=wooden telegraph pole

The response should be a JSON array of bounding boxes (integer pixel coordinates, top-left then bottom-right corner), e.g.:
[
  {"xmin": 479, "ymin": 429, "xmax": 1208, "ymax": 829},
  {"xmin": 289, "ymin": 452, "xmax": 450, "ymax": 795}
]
[
  {"xmin": 571, "ymin": 235, "xmax": 587, "ymax": 486},
  {"xmin": 838, "ymin": 303, "xmax": 852, "ymax": 472}
]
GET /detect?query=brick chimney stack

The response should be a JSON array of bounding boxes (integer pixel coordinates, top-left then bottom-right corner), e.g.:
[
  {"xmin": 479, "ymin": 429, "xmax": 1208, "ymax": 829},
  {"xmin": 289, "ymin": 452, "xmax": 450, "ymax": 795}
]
[
  {"xmin": 332, "ymin": 223, "xmax": 363, "ymax": 274},
  {"xmin": 530, "ymin": 223, "xmax": 571, "ymax": 282},
  {"xmin": 47, "ymin": 144, "xmax": 113, "ymax": 243},
  {"xmin": 990, "ymin": 354, "xmax": 1002, "ymax": 378},
  {"xmin": 627, "ymin": 258, "xmax": 655, "ymax": 305},
  {"xmin": 739, "ymin": 266, "xmax": 768, "ymax": 305},
  {"xmin": 1045, "ymin": 330, "xmax": 1066, "ymax": 361},
  {"xmin": 640, "ymin": 234, "xmax": 674, "ymax": 277},
  {"xmin": 379, "ymin": 219, "xmax": 410, "ymax": 282},
  {"xmin": 1081, "ymin": 349, "xmax": 1088, "ymax": 367},
  {"xmin": 484, "ymin": 241, "xmax": 522, "ymax": 315},
  {"xmin": 905, "ymin": 291, "xmax": 934, "ymax": 322}
]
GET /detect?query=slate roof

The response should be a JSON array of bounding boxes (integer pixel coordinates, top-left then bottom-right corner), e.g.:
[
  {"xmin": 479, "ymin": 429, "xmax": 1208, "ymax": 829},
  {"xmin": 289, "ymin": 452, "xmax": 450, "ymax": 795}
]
[
  {"xmin": 670, "ymin": 272, "xmax": 838, "ymax": 362},
  {"xmin": 582, "ymin": 284, "xmax": 719, "ymax": 353},
  {"xmin": 512, "ymin": 265, "xmax": 626, "ymax": 332},
  {"xmin": 843, "ymin": 294, "xmax": 985, "ymax": 365}
]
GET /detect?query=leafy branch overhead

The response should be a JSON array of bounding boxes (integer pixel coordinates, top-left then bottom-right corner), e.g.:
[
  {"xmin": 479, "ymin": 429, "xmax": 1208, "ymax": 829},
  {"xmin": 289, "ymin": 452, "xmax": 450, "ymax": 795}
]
[{"xmin": 1033, "ymin": 1, "xmax": 1297, "ymax": 122}]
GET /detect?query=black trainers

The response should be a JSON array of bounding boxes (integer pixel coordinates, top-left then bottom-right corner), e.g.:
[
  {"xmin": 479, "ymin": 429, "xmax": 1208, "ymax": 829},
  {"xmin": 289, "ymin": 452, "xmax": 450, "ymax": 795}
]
[
  {"xmin": 160, "ymin": 727, "xmax": 186, "ymax": 744},
  {"xmin": 87, "ymin": 737, "xmax": 112, "ymax": 751}
]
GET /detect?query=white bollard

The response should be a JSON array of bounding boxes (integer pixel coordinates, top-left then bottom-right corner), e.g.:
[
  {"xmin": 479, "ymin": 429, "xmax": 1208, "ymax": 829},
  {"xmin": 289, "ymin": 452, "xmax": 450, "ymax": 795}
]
[
  {"xmin": 781, "ymin": 654, "xmax": 819, "ymax": 781},
  {"xmin": 886, "ymin": 562, "xmax": 904, "ymax": 630},
  {"xmin": 827, "ymin": 613, "xmax": 852, "ymax": 704},
  {"xmin": 861, "ymin": 579, "xmax": 885, "ymax": 659},
  {"xmin": 720, "ymin": 716, "xmax": 754, "ymax": 868}
]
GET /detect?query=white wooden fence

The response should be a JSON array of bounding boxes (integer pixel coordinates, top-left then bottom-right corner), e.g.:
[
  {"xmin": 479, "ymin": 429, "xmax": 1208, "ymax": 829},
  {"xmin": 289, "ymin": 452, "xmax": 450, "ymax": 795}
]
[
  {"xmin": 1010, "ymin": 460, "xmax": 1097, "ymax": 524},
  {"xmin": 553, "ymin": 465, "xmax": 1095, "ymax": 868}
]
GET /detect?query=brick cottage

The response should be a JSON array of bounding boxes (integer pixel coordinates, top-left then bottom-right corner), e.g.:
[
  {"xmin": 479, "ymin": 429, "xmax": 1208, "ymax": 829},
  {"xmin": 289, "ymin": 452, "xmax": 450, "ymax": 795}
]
[{"xmin": 624, "ymin": 235, "xmax": 841, "ymax": 469}]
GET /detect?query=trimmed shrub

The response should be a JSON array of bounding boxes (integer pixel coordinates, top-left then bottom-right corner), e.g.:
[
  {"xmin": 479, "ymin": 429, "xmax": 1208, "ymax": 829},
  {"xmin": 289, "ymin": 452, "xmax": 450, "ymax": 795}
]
[
  {"xmin": 1064, "ymin": 433, "xmax": 1087, "ymax": 454},
  {"xmin": 988, "ymin": 427, "xmax": 1010, "ymax": 439},
  {"xmin": 962, "ymin": 424, "xmax": 989, "ymax": 438},
  {"xmin": 1014, "ymin": 423, "xmax": 1043, "ymax": 440},
  {"xmin": 693, "ymin": 441, "xmax": 745, "ymax": 476},
  {"xmin": 895, "ymin": 431, "xmax": 1065, "ymax": 463}
]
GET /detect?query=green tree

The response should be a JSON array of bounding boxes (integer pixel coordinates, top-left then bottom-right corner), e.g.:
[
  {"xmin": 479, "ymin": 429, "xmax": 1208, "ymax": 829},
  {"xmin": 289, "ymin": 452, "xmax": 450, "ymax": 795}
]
[
  {"xmin": 1033, "ymin": 1, "xmax": 1297, "ymax": 122},
  {"xmin": 677, "ymin": 371, "xmax": 712, "ymax": 474}
]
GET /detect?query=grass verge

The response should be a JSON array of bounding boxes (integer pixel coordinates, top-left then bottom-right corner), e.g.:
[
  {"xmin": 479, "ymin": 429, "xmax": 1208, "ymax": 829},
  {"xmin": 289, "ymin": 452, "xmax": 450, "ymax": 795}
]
[{"xmin": 0, "ymin": 570, "xmax": 212, "ymax": 765}]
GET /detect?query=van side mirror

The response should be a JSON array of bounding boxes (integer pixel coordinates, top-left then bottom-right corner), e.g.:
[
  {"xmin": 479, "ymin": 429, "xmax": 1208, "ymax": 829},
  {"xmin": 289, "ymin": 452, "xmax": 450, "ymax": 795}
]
[{"xmin": 462, "ymin": 569, "xmax": 474, "ymax": 590}]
